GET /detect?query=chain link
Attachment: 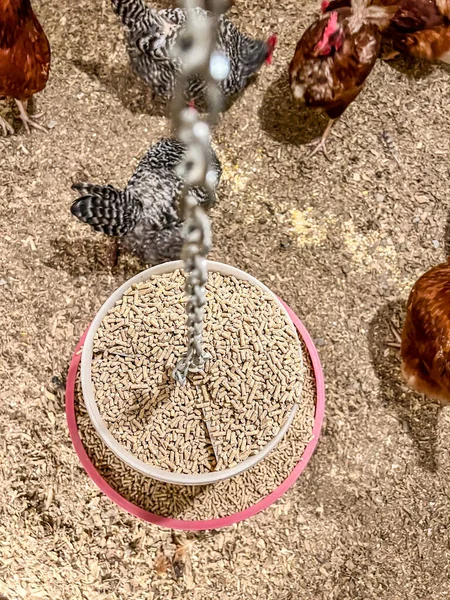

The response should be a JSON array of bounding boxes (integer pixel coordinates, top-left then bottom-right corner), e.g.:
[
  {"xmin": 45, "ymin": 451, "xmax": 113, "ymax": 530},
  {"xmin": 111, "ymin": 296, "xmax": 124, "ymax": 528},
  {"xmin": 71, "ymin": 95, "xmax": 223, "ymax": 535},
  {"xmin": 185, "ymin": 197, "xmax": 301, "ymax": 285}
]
[{"xmin": 171, "ymin": 0, "xmax": 230, "ymax": 386}]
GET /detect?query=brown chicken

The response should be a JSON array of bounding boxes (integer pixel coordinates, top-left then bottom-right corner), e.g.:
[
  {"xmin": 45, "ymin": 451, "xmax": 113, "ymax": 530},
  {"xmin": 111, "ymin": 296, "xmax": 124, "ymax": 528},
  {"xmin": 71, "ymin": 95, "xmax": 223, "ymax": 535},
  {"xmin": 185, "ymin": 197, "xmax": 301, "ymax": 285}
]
[
  {"xmin": 401, "ymin": 260, "xmax": 450, "ymax": 403},
  {"xmin": 323, "ymin": 0, "xmax": 450, "ymax": 63},
  {"xmin": 0, "ymin": 0, "xmax": 51, "ymax": 135},
  {"xmin": 289, "ymin": 0, "xmax": 396, "ymax": 159}
]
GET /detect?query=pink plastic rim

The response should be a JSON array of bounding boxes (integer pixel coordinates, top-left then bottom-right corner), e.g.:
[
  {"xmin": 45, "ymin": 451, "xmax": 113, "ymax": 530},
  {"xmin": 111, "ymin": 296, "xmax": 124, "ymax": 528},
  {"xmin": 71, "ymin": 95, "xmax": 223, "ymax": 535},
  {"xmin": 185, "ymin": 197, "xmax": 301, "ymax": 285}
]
[{"xmin": 66, "ymin": 300, "xmax": 325, "ymax": 531}]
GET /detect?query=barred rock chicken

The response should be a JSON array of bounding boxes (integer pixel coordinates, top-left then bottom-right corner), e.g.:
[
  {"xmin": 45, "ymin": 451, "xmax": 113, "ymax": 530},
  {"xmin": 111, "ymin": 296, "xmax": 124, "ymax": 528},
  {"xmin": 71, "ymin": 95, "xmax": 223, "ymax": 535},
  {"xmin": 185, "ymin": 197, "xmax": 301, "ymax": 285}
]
[
  {"xmin": 323, "ymin": 0, "xmax": 450, "ymax": 63},
  {"xmin": 289, "ymin": 0, "xmax": 396, "ymax": 158},
  {"xmin": 401, "ymin": 260, "xmax": 450, "ymax": 403},
  {"xmin": 111, "ymin": 0, "xmax": 276, "ymax": 103},
  {"xmin": 71, "ymin": 138, "xmax": 222, "ymax": 265},
  {"xmin": 0, "ymin": 0, "xmax": 51, "ymax": 135}
]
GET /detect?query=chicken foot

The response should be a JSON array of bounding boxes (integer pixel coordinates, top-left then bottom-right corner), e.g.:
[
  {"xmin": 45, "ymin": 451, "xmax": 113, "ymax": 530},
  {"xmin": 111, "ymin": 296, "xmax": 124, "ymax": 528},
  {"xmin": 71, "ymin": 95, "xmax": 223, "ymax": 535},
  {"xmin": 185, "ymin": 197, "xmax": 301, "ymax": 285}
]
[
  {"xmin": 386, "ymin": 319, "xmax": 402, "ymax": 350},
  {"xmin": 307, "ymin": 118, "xmax": 335, "ymax": 160},
  {"xmin": 15, "ymin": 99, "xmax": 47, "ymax": 134},
  {"xmin": 0, "ymin": 115, "xmax": 14, "ymax": 136}
]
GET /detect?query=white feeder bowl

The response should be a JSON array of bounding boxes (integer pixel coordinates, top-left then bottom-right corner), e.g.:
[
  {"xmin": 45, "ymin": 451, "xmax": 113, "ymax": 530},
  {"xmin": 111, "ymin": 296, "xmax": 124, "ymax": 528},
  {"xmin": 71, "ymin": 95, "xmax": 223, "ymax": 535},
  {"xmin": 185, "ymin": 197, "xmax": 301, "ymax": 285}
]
[{"xmin": 80, "ymin": 260, "xmax": 302, "ymax": 486}]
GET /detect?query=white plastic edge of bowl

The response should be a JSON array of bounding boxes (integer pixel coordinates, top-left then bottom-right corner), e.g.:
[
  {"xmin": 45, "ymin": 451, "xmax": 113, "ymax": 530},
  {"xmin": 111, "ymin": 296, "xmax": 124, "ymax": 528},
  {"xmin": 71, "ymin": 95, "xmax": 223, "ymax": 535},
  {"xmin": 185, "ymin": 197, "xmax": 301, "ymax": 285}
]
[{"xmin": 81, "ymin": 260, "xmax": 303, "ymax": 486}]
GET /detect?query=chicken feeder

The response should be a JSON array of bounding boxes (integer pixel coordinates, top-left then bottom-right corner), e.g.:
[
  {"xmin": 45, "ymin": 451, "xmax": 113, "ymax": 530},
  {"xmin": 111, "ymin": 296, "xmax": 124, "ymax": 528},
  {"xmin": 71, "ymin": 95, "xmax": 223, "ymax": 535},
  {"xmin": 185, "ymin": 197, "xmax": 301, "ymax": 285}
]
[{"xmin": 66, "ymin": 286, "xmax": 325, "ymax": 530}]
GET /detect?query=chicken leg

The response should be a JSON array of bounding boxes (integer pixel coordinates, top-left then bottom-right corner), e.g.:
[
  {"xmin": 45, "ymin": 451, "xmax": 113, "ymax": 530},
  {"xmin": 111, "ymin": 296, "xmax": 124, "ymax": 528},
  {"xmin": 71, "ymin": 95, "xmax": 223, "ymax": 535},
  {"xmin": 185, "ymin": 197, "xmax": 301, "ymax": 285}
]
[
  {"xmin": 106, "ymin": 239, "xmax": 121, "ymax": 269},
  {"xmin": 15, "ymin": 99, "xmax": 47, "ymax": 134},
  {"xmin": 307, "ymin": 118, "xmax": 335, "ymax": 160}
]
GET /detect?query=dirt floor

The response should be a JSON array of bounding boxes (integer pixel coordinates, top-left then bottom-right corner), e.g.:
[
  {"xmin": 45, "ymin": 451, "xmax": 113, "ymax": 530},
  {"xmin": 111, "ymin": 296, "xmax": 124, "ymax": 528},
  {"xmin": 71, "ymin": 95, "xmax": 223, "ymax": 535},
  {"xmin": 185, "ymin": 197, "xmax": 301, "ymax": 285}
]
[{"xmin": 1, "ymin": 0, "xmax": 450, "ymax": 598}]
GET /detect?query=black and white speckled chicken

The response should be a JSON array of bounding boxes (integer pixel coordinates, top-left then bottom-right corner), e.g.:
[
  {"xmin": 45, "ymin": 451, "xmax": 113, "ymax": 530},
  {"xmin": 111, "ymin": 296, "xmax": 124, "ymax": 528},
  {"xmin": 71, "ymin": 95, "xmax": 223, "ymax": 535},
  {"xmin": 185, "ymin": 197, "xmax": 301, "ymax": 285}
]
[
  {"xmin": 70, "ymin": 138, "xmax": 222, "ymax": 265},
  {"xmin": 111, "ymin": 0, "xmax": 277, "ymax": 102}
]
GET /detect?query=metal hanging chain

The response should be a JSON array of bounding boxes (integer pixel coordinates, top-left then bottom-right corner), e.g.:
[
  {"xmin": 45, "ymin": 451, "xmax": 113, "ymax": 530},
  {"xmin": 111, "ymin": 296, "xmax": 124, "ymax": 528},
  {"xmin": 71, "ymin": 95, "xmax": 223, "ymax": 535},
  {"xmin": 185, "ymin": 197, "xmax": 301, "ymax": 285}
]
[{"xmin": 171, "ymin": 0, "xmax": 230, "ymax": 387}]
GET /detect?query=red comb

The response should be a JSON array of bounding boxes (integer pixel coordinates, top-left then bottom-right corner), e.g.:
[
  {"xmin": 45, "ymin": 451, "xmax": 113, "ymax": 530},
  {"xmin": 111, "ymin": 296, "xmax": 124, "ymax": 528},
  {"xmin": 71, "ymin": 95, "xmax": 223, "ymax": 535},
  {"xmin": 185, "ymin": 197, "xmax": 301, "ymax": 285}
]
[
  {"xmin": 323, "ymin": 11, "xmax": 339, "ymax": 40},
  {"xmin": 321, "ymin": 0, "xmax": 330, "ymax": 12},
  {"xmin": 265, "ymin": 34, "xmax": 278, "ymax": 65}
]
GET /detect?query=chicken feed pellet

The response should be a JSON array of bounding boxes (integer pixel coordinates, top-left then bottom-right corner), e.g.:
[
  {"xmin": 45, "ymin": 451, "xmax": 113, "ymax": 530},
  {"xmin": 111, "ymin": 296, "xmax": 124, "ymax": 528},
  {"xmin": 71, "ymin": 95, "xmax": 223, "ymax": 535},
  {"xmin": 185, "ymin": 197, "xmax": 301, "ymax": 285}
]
[
  {"xmin": 90, "ymin": 269, "xmax": 304, "ymax": 474},
  {"xmin": 74, "ymin": 343, "xmax": 316, "ymax": 520}
]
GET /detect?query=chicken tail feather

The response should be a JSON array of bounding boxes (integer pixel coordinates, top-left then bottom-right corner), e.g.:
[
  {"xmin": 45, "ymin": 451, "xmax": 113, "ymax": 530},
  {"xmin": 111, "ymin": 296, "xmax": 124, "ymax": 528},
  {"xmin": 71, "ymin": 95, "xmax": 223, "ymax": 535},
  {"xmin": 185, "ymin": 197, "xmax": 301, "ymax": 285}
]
[{"xmin": 71, "ymin": 183, "xmax": 143, "ymax": 237}]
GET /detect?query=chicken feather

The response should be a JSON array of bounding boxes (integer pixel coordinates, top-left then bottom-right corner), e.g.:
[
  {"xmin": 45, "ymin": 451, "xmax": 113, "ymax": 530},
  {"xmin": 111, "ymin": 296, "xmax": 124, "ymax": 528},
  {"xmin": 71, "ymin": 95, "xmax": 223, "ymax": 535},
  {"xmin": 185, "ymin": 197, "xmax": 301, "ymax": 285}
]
[
  {"xmin": 401, "ymin": 260, "xmax": 450, "ymax": 404},
  {"xmin": 70, "ymin": 138, "xmax": 222, "ymax": 265}
]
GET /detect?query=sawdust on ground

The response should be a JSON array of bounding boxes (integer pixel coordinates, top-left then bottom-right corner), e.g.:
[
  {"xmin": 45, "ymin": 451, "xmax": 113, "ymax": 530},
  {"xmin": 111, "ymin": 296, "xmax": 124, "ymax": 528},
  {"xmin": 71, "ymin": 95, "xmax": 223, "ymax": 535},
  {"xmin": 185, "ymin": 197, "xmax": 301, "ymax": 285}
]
[{"xmin": 1, "ymin": 0, "xmax": 450, "ymax": 598}]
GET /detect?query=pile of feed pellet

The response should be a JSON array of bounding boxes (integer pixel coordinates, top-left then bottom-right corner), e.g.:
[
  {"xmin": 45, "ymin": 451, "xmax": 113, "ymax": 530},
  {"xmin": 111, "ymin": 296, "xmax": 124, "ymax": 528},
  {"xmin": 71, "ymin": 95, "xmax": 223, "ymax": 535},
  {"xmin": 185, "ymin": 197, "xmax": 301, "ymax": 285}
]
[
  {"xmin": 90, "ymin": 269, "xmax": 304, "ymax": 474},
  {"xmin": 74, "ymin": 342, "xmax": 316, "ymax": 520}
]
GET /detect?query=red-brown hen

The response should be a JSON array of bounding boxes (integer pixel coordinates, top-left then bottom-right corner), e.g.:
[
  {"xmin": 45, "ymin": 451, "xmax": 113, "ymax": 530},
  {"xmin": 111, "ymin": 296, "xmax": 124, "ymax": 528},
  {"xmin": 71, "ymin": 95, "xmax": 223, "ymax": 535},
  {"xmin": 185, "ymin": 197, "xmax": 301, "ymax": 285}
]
[
  {"xmin": 323, "ymin": 0, "xmax": 450, "ymax": 63},
  {"xmin": 0, "ymin": 0, "xmax": 51, "ymax": 134},
  {"xmin": 289, "ymin": 0, "xmax": 395, "ymax": 159},
  {"xmin": 401, "ymin": 260, "xmax": 450, "ymax": 404}
]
